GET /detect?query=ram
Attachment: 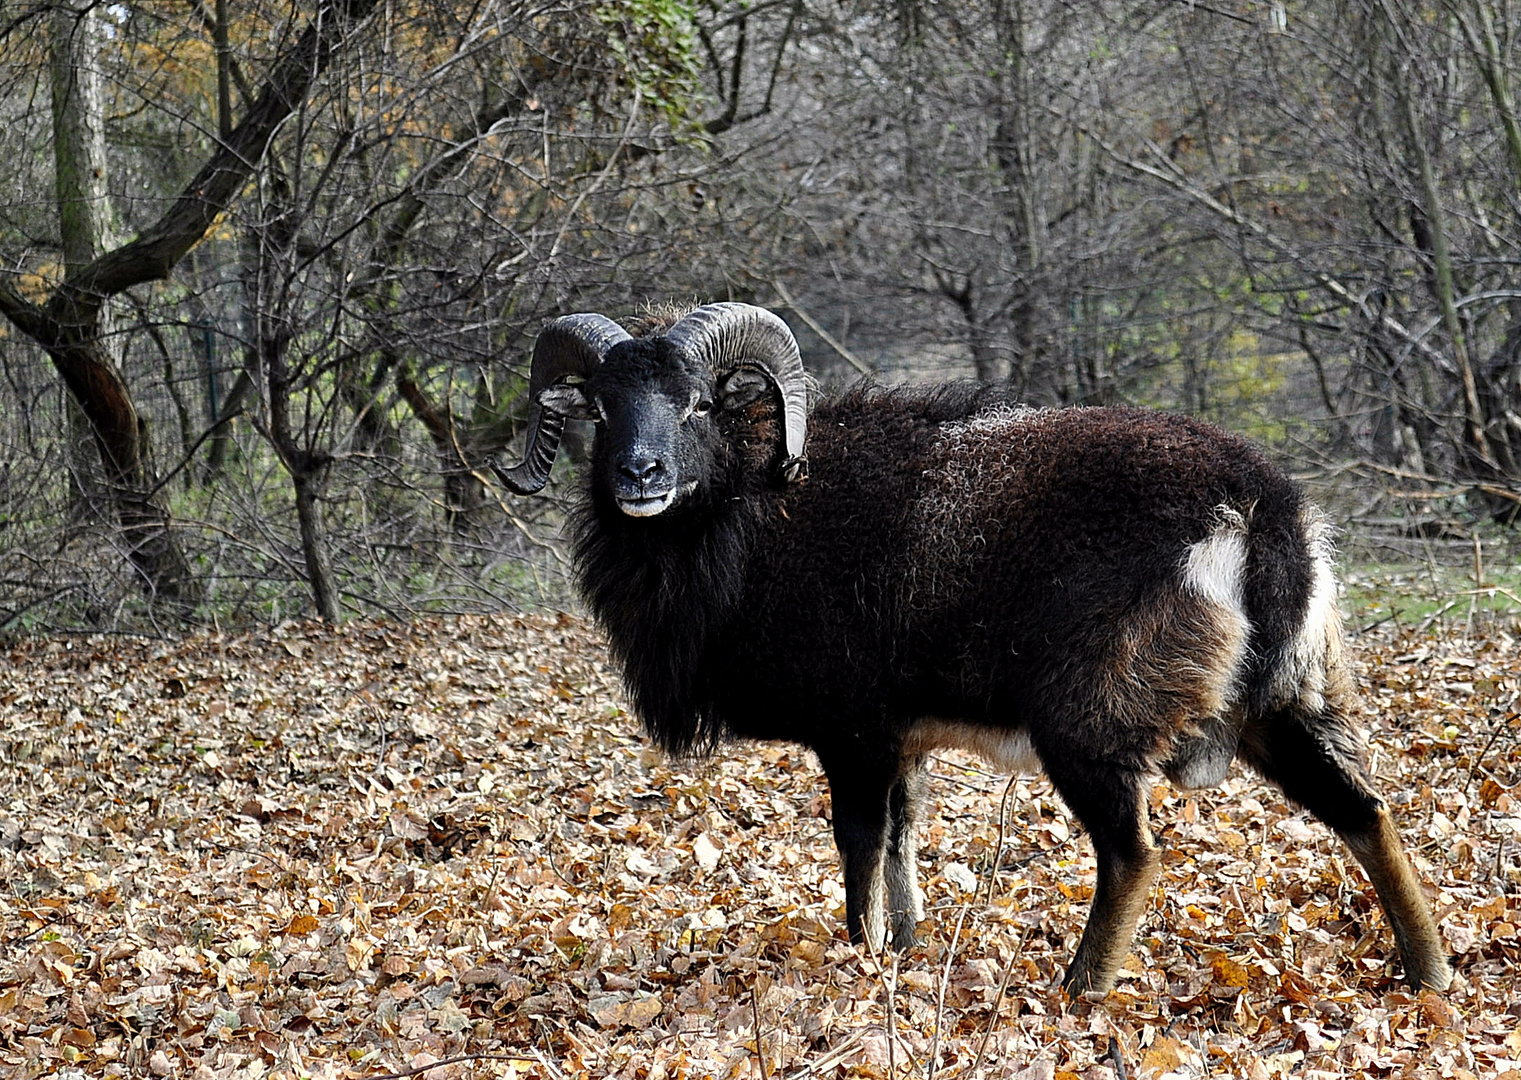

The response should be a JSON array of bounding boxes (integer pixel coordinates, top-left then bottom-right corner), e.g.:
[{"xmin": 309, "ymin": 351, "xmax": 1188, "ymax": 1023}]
[{"xmin": 495, "ymin": 302, "xmax": 1451, "ymax": 996}]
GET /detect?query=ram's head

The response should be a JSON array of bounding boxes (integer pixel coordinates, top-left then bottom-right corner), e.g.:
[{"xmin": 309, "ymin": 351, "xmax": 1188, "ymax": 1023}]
[{"xmin": 495, "ymin": 303, "xmax": 809, "ymax": 516}]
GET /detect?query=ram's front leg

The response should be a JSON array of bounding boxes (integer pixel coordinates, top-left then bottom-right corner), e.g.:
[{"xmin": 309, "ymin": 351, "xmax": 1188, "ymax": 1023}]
[
  {"xmin": 884, "ymin": 755, "xmax": 928, "ymax": 949},
  {"xmin": 820, "ymin": 750, "xmax": 895, "ymax": 950}
]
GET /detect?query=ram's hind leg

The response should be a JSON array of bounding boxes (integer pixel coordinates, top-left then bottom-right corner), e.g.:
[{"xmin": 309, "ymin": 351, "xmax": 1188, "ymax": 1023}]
[
  {"xmin": 1242, "ymin": 705, "xmax": 1452, "ymax": 991},
  {"xmin": 884, "ymin": 754, "xmax": 928, "ymax": 949},
  {"xmin": 1042, "ymin": 758, "xmax": 1160, "ymax": 996}
]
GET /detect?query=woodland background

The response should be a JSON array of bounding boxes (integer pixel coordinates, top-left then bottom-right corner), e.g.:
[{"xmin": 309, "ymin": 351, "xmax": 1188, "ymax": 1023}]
[
  {"xmin": 2, "ymin": 0, "xmax": 1521, "ymax": 627},
  {"xmin": 4, "ymin": 2, "xmax": 1521, "ymax": 1079}
]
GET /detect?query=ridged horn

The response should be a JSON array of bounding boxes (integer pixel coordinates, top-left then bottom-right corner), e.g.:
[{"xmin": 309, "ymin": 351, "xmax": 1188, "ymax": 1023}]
[
  {"xmin": 494, "ymin": 313, "xmax": 630, "ymax": 495},
  {"xmin": 663, "ymin": 302, "xmax": 809, "ymax": 481}
]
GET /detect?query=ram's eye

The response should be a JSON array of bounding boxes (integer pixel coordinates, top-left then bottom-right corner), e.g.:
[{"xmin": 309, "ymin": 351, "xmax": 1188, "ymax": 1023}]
[{"xmin": 693, "ymin": 399, "xmax": 714, "ymax": 418}]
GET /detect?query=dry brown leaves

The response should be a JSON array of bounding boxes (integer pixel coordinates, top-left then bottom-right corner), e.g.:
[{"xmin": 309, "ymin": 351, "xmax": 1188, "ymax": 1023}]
[{"xmin": 1, "ymin": 614, "xmax": 1518, "ymax": 1080}]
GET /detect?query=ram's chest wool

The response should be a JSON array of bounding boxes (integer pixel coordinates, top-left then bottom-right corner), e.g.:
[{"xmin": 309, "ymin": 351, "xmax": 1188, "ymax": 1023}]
[{"xmin": 498, "ymin": 301, "xmax": 1452, "ymax": 998}]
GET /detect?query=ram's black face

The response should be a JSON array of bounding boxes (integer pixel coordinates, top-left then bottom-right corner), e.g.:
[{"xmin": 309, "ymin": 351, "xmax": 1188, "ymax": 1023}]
[
  {"xmin": 542, "ymin": 337, "xmax": 770, "ymax": 518},
  {"xmin": 591, "ymin": 340, "xmax": 717, "ymax": 517}
]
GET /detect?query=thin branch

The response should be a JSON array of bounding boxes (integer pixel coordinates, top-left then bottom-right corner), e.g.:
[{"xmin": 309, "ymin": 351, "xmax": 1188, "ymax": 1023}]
[
  {"xmin": 142, "ymin": 410, "xmax": 247, "ymax": 501},
  {"xmin": 773, "ymin": 280, "xmax": 874, "ymax": 375},
  {"xmin": 927, "ymin": 903, "xmax": 972, "ymax": 1080},
  {"xmin": 542, "ymin": 89, "xmax": 643, "ymax": 275},
  {"xmin": 702, "ymin": 14, "xmax": 746, "ymax": 135},
  {"xmin": 364, "ymin": 1052, "xmax": 544, "ymax": 1080},
  {"xmin": 979, "ymin": 773, "xmax": 1020, "ymax": 908},
  {"xmin": 752, "ymin": 977, "xmax": 771, "ymax": 1080},
  {"xmin": 1108, "ymin": 1036, "xmax": 1130, "ymax": 1080},
  {"xmin": 965, "ymin": 928, "xmax": 1026, "ymax": 1077}
]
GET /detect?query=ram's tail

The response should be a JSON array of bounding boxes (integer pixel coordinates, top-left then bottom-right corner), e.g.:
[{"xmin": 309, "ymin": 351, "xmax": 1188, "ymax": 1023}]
[{"xmin": 1241, "ymin": 497, "xmax": 1346, "ymax": 717}]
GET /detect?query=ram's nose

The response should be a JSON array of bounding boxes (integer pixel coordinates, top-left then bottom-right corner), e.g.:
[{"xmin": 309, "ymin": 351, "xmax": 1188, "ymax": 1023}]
[
  {"xmin": 612, "ymin": 450, "xmax": 681, "ymax": 516},
  {"xmin": 618, "ymin": 454, "xmax": 664, "ymax": 487}
]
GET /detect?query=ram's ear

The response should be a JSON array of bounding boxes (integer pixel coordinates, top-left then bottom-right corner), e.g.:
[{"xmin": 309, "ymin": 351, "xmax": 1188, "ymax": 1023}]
[
  {"xmin": 538, "ymin": 382, "xmax": 597, "ymax": 420},
  {"xmin": 719, "ymin": 369, "xmax": 770, "ymax": 411}
]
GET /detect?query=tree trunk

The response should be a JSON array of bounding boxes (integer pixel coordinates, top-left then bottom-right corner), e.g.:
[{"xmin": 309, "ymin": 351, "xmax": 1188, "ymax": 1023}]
[
  {"xmin": 51, "ymin": 0, "xmax": 114, "ymax": 516},
  {"xmin": 397, "ymin": 365, "xmax": 488, "ymax": 535},
  {"xmin": 50, "ymin": 5, "xmax": 116, "ymax": 273},
  {"xmin": 292, "ymin": 468, "xmax": 341, "ymax": 623},
  {"xmin": 46, "ymin": 4, "xmax": 198, "ymax": 608},
  {"xmin": 54, "ymin": 336, "xmax": 200, "ymax": 605},
  {"xmin": 1457, "ymin": 0, "xmax": 1521, "ymax": 181},
  {"xmin": 257, "ymin": 313, "xmax": 343, "ymax": 622},
  {"xmin": 990, "ymin": 0, "xmax": 1045, "ymax": 393},
  {"xmin": 248, "ymin": 180, "xmax": 345, "ymax": 623},
  {"xmin": 1391, "ymin": 56, "xmax": 1491, "ymax": 469},
  {"xmin": 205, "ymin": 368, "xmax": 253, "ymax": 478}
]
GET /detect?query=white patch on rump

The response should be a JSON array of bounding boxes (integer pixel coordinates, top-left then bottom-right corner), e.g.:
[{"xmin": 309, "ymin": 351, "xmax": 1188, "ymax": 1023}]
[
  {"xmin": 1181, "ymin": 506, "xmax": 1248, "ymax": 615},
  {"xmin": 1177, "ymin": 507, "xmax": 1253, "ymax": 713},
  {"xmin": 903, "ymin": 720, "xmax": 1043, "ymax": 776}
]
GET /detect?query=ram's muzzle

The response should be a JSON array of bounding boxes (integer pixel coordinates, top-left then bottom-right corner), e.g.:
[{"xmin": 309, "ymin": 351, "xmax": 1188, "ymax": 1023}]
[{"xmin": 600, "ymin": 392, "xmax": 694, "ymax": 517}]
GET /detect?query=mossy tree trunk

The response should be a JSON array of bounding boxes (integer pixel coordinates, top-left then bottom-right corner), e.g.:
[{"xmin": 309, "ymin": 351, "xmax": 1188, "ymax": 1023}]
[{"xmin": 44, "ymin": 3, "xmax": 197, "ymax": 608}]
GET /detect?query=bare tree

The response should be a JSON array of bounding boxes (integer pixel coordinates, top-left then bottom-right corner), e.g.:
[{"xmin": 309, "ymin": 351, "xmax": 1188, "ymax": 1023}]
[
  {"xmin": 0, "ymin": 0, "xmax": 382, "ymax": 615},
  {"xmin": 1105, "ymin": 0, "xmax": 1521, "ymax": 517},
  {"xmin": 738, "ymin": 0, "xmax": 1518, "ymax": 520}
]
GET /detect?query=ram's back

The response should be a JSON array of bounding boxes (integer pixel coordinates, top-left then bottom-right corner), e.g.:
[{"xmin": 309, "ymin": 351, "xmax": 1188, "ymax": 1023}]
[{"xmin": 730, "ymin": 391, "xmax": 1333, "ymax": 773}]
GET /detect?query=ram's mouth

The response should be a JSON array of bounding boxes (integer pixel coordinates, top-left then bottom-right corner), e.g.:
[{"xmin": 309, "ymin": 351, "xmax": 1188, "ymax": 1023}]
[
  {"xmin": 617, "ymin": 492, "xmax": 676, "ymax": 517},
  {"xmin": 616, "ymin": 480, "xmax": 697, "ymax": 518}
]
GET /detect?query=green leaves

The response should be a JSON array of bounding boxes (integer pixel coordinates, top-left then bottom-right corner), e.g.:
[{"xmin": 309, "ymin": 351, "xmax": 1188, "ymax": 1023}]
[{"xmin": 595, "ymin": 0, "xmax": 705, "ymax": 127}]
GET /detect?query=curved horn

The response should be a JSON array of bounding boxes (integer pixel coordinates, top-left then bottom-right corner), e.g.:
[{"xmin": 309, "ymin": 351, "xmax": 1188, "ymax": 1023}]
[
  {"xmin": 494, "ymin": 313, "xmax": 630, "ymax": 495},
  {"xmin": 663, "ymin": 302, "xmax": 809, "ymax": 481}
]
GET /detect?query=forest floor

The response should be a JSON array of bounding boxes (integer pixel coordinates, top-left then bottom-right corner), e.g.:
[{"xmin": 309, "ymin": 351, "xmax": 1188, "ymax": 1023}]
[{"xmin": 1, "ymin": 609, "xmax": 1519, "ymax": 1079}]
